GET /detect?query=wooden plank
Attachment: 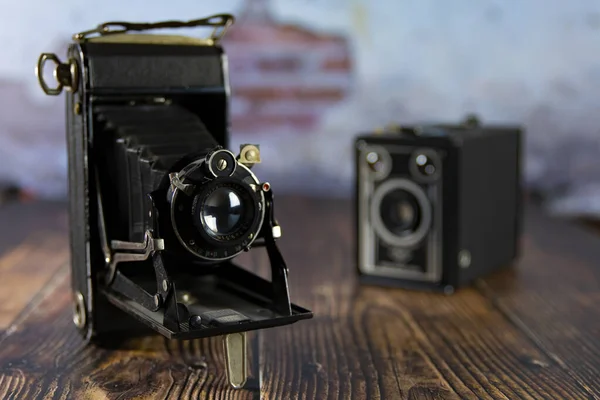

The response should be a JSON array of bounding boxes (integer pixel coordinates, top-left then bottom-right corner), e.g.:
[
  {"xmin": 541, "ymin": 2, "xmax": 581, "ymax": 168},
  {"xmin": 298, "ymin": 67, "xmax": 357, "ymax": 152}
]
[
  {"xmin": 478, "ymin": 206, "xmax": 600, "ymax": 398},
  {"xmin": 0, "ymin": 201, "xmax": 68, "ymax": 330},
  {"xmin": 0, "ymin": 268, "xmax": 263, "ymax": 399},
  {"xmin": 0, "ymin": 232, "xmax": 69, "ymax": 329},
  {"xmin": 0, "ymin": 198, "xmax": 596, "ymax": 399},
  {"xmin": 0, "ymin": 201, "xmax": 66, "ymax": 256},
  {"xmin": 257, "ymin": 198, "xmax": 592, "ymax": 399}
]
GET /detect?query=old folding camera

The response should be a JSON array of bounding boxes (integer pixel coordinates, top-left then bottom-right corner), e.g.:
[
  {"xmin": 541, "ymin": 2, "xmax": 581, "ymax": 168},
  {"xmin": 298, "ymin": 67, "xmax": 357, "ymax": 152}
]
[
  {"xmin": 35, "ymin": 14, "xmax": 312, "ymax": 388},
  {"xmin": 355, "ymin": 116, "xmax": 522, "ymax": 293}
]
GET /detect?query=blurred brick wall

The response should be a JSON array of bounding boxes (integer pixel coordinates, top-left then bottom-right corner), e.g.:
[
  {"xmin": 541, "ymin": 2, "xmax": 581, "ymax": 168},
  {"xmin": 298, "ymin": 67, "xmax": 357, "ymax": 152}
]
[{"xmin": 1, "ymin": 0, "xmax": 599, "ymax": 218}]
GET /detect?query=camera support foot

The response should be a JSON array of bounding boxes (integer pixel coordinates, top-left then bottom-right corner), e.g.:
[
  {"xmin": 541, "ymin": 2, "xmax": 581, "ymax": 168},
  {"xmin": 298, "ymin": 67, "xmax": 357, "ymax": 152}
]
[{"xmin": 223, "ymin": 332, "xmax": 248, "ymax": 389}]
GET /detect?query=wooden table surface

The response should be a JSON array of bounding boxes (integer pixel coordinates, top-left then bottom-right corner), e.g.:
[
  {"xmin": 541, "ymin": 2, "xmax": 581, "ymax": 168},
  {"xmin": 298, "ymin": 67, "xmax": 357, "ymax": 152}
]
[{"xmin": 0, "ymin": 196, "xmax": 599, "ymax": 399}]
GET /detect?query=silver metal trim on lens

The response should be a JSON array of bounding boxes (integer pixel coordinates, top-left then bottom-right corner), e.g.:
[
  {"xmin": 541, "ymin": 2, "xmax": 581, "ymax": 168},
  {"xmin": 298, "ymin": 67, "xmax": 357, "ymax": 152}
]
[
  {"xmin": 170, "ymin": 160, "xmax": 265, "ymax": 262},
  {"xmin": 370, "ymin": 178, "xmax": 432, "ymax": 248}
]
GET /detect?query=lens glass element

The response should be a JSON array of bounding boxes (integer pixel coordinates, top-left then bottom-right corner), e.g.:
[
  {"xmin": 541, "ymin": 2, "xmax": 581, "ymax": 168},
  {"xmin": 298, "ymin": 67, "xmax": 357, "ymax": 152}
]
[
  {"xmin": 379, "ymin": 189, "xmax": 422, "ymax": 237},
  {"xmin": 201, "ymin": 187, "xmax": 244, "ymax": 237}
]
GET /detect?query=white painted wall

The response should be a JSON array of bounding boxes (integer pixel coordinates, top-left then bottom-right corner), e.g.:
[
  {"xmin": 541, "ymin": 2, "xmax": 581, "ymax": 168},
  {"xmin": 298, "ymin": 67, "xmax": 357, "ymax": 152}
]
[{"xmin": 1, "ymin": 0, "xmax": 599, "ymax": 216}]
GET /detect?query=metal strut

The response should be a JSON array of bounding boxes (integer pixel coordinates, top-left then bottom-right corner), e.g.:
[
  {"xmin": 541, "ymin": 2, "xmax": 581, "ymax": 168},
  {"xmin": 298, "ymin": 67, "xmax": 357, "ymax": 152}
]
[
  {"xmin": 106, "ymin": 231, "xmax": 165, "ymax": 285},
  {"xmin": 95, "ymin": 167, "xmax": 170, "ymax": 314}
]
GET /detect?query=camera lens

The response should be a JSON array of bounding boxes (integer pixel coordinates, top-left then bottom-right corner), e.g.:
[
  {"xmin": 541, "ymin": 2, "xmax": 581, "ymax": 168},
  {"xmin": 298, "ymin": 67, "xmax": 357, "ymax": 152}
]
[
  {"xmin": 200, "ymin": 187, "xmax": 244, "ymax": 237},
  {"xmin": 370, "ymin": 178, "xmax": 432, "ymax": 247},
  {"xmin": 379, "ymin": 189, "xmax": 422, "ymax": 236},
  {"xmin": 169, "ymin": 152, "xmax": 266, "ymax": 262}
]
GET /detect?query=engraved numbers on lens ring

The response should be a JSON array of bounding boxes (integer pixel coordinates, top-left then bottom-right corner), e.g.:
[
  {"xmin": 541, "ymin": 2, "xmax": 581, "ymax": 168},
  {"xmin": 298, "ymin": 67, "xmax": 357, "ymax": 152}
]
[
  {"xmin": 370, "ymin": 178, "xmax": 432, "ymax": 248},
  {"xmin": 192, "ymin": 181, "xmax": 254, "ymax": 243},
  {"xmin": 170, "ymin": 160, "xmax": 266, "ymax": 262},
  {"xmin": 174, "ymin": 179, "xmax": 260, "ymax": 260}
]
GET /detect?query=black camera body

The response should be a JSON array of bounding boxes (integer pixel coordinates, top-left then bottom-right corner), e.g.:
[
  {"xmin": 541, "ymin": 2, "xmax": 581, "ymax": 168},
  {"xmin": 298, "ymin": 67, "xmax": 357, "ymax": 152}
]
[
  {"xmin": 355, "ymin": 118, "xmax": 522, "ymax": 293},
  {"xmin": 36, "ymin": 15, "xmax": 311, "ymax": 386}
]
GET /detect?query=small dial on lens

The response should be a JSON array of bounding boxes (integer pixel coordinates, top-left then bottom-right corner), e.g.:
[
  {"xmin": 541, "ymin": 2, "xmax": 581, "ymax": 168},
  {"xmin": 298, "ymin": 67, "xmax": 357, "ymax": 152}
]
[{"xmin": 207, "ymin": 149, "xmax": 237, "ymax": 178}]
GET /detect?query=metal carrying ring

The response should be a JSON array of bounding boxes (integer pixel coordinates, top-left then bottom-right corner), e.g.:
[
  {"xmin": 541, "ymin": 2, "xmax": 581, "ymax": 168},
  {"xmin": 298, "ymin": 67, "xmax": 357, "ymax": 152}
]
[
  {"xmin": 36, "ymin": 53, "xmax": 62, "ymax": 95},
  {"xmin": 35, "ymin": 53, "xmax": 79, "ymax": 96}
]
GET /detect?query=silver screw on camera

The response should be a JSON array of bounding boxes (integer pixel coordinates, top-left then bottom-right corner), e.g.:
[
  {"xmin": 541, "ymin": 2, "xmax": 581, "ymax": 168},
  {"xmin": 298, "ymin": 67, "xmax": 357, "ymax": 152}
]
[
  {"xmin": 458, "ymin": 250, "xmax": 471, "ymax": 268},
  {"xmin": 217, "ymin": 159, "xmax": 228, "ymax": 171},
  {"xmin": 73, "ymin": 291, "xmax": 86, "ymax": 329},
  {"xmin": 154, "ymin": 294, "xmax": 162, "ymax": 308}
]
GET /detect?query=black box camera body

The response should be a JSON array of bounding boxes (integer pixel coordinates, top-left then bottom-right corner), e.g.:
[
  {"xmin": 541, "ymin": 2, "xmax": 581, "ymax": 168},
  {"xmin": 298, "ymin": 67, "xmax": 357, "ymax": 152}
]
[
  {"xmin": 355, "ymin": 118, "xmax": 522, "ymax": 293},
  {"xmin": 36, "ymin": 15, "xmax": 311, "ymax": 388}
]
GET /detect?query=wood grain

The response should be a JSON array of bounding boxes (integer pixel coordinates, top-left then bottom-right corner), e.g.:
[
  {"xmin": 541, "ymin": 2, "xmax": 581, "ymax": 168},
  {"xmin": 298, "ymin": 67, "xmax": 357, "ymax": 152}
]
[
  {"xmin": 0, "ymin": 268, "xmax": 263, "ymax": 399},
  {"xmin": 0, "ymin": 201, "xmax": 67, "ymax": 256},
  {"xmin": 257, "ymin": 198, "xmax": 595, "ymax": 400},
  {"xmin": 478, "ymin": 206, "xmax": 600, "ymax": 399},
  {"xmin": 0, "ymin": 197, "xmax": 598, "ymax": 399},
  {"xmin": 0, "ymin": 202, "xmax": 68, "ymax": 330}
]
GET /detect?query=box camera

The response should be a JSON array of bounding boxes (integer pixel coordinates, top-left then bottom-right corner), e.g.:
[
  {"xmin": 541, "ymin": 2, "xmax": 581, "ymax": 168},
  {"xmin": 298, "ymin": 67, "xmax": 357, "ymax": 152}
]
[
  {"xmin": 36, "ymin": 14, "xmax": 311, "ymax": 388},
  {"xmin": 355, "ymin": 116, "xmax": 522, "ymax": 293}
]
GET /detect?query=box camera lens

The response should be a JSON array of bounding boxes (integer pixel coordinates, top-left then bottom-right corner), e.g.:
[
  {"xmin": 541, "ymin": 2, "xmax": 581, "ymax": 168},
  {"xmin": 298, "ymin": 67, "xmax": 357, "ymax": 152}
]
[
  {"xmin": 356, "ymin": 118, "xmax": 522, "ymax": 292},
  {"xmin": 370, "ymin": 179, "xmax": 432, "ymax": 248},
  {"xmin": 379, "ymin": 189, "xmax": 421, "ymax": 235}
]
